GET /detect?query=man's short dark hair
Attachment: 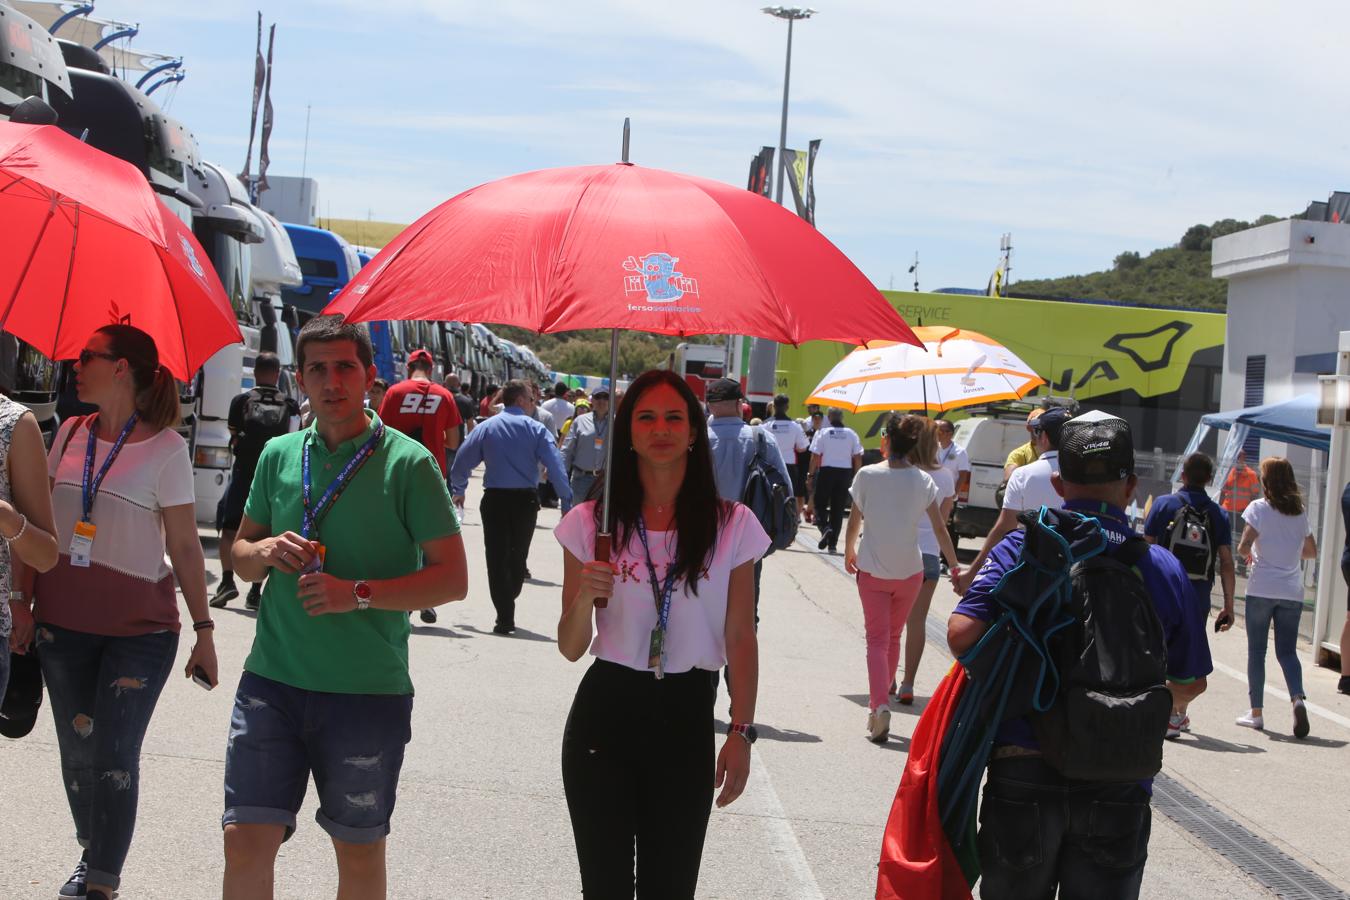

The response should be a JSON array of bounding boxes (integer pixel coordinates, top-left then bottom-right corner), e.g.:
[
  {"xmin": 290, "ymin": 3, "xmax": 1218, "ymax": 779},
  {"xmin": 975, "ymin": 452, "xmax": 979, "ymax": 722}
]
[
  {"xmin": 1182, "ymin": 452, "xmax": 1214, "ymax": 487},
  {"xmin": 254, "ymin": 352, "xmax": 281, "ymax": 376},
  {"xmin": 936, "ymin": 418, "xmax": 955, "ymax": 432},
  {"xmin": 773, "ymin": 393, "xmax": 790, "ymax": 409},
  {"xmin": 554, "ymin": 382, "xmax": 569, "ymax": 397},
  {"xmin": 296, "ymin": 315, "xmax": 373, "ymax": 371},
  {"xmin": 371, "ymin": 377, "xmax": 389, "ymax": 391},
  {"xmin": 501, "ymin": 379, "xmax": 530, "ymax": 407}
]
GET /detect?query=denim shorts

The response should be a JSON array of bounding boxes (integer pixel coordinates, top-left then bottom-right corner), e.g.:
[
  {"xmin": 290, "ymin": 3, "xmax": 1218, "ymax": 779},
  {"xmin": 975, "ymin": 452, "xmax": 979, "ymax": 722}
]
[
  {"xmin": 922, "ymin": 553, "xmax": 941, "ymax": 582},
  {"xmin": 222, "ymin": 671, "xmax": 413, "ymax": 844}
]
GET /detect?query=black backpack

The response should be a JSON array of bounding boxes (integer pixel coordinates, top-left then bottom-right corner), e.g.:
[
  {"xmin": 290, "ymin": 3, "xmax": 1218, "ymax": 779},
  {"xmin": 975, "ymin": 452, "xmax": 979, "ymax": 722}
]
[
  {"xmin": 1164, "ymin": 502, "xmax": 1216, "ymax": 582},
  {"xmin": 242, "ymin": 386, "xmax": 290, "ymax": 435},
  {"xmin": 742, "ymin": 428, "xmax": 798, "ymax": 556},
  {"xmin": 1032, "ymin": 530, "xmax": 1172, "ymax": 782}
]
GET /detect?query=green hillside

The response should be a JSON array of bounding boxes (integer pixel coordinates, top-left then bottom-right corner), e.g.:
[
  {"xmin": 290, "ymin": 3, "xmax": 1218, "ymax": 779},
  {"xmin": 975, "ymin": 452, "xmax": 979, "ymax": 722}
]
[{"xmin": 1012, "ymin": 216, "xmax": 1284, "ymax": 311}]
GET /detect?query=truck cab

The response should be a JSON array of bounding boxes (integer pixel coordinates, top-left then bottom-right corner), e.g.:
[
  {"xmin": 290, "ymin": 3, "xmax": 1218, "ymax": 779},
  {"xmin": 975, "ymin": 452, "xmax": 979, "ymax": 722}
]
[{"xmin": 280, "ymin": 223, "xmax": 362, "ymax": 324}]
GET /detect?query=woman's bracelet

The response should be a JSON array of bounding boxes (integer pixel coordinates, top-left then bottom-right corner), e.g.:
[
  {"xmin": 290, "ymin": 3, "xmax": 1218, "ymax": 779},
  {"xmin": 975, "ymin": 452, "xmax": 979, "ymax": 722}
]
[
  {"xmin": 192, "ymin": 619, "xmax": 215, "ymax": 632},
  {"xmin": 1, "ymin": 512, "xmax": 27, "ymax": 543}
]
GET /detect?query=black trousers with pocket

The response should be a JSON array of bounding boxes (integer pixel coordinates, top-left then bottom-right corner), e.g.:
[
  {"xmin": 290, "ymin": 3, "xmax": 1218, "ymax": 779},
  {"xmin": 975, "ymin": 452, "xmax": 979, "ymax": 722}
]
[
  {"xmin": 977, "ymin": 756, "xmax": 1152, "ymax": 900},
  {"xmin": 479, "ymin": 487, "xmax": 540, "ymax": 628},
  {"xmin": 562, "ymin": 659, "xmax": 716, "ymax": 899},
  {"xmin": 813, "ymin": 466, "xmax": 853, "ymax": 549}
]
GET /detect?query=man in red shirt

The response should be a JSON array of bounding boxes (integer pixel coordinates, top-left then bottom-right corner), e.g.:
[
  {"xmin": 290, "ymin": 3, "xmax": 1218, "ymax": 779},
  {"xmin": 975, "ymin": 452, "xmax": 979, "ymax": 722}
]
[{"xmin": 379, "ymin": 349, "xmax": 463, "ymax": 624}]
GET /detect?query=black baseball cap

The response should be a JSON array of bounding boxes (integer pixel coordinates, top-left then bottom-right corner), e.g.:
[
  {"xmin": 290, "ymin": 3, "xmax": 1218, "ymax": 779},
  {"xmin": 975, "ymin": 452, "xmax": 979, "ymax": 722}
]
[
  {"xmin": 1058, "ymin": 410, "xmax": 1135, "ymax": 484},
  {"xmin": 705, "ymin": 378, "xmax": 744, "ymax": 402},
  {"xmin": 0, "ymin": 651, "xmax": 43, "ymax": 739},
  {"xmin": 590, "ymin": 388, "xmax": 610, "ymax": 399},
  {"xmin": 1032, "ymin": 406, "xmax": 1071, "ymax": 447}
]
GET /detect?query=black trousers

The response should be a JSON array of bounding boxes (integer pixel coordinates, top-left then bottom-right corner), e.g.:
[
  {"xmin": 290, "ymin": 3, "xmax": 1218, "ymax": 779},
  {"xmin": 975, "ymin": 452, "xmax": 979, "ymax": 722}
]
[
  {"xmin": 813, "ymin": 467, "xmax": 853, "ymax": 549},
  {"xmin": 978, "ymin": 757, "xmax": 1152, "ymax": 900},
  {"xmin": 479, "ymin": 488, "xmax": 540, "ymax": 628},
  {"xmin": 562, "ymin": 659, "xmax": 716, "ymax": 899}
]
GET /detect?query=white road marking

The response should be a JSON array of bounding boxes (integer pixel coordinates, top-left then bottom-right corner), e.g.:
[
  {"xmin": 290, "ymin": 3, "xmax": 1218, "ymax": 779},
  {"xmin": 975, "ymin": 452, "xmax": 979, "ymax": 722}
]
[
  {"xmin": 1211, "ymin": 659, "xmax": 1350, "ymax": 731},
  {"xmin": 746, "ymin": 749, "xmax": 827, "ymax": 900}
]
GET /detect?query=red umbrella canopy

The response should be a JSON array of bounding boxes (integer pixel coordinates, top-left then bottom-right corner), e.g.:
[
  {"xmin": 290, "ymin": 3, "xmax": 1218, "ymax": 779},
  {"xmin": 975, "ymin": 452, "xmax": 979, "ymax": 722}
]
[
  {"xmin": 324, "ymin": 163, "xmax": 920, "ymax": 348},
  {"xmin": 0, "ymin": 123, "xmax": 242, "ymax": 381}
]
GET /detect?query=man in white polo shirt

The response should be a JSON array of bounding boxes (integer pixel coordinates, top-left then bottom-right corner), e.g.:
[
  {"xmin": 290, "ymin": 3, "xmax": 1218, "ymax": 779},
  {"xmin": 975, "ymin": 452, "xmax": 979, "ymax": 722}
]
[
  {"xmin": 762, "ymin": 394, "xmax": 810, "ymax": 519},
  {"xmin": 955, "ymin": 406, "xmax": 1070, "ymax": 592},
  {"xmin": 807, "ymin": 408, "xmax": 864, "ymax": 554}
]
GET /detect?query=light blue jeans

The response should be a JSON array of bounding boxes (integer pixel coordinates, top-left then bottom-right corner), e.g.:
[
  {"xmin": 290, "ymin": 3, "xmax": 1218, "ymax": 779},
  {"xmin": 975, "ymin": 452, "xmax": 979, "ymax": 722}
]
[{"xmin": 1244, "ymin": 594, "xmax": 1305, "ymax": 709}]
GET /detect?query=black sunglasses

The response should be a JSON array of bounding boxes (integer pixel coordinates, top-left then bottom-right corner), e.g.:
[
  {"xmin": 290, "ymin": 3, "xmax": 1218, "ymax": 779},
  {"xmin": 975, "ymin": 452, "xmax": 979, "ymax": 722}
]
[{"xmin": 77, "ymin": 350, "xmax": 119, "ymax": 366}]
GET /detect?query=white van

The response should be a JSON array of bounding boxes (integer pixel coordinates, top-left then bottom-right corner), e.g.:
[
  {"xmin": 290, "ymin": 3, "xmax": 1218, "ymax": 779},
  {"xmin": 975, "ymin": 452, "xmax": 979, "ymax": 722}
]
[{"xmin": 951, "ymin": 415, "xmax": 1032, "ymax": 539}]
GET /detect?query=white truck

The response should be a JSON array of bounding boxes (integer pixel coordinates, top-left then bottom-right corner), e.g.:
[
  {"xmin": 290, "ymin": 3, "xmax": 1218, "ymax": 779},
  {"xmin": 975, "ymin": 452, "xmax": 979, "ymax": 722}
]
[{"xmin": 950, "ymin": 415, "xmax": 1033, "ymax": 539}]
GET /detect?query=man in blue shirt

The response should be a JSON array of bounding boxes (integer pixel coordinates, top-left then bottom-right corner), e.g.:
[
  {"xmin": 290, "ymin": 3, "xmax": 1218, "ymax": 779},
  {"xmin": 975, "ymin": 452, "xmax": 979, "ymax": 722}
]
[
  {"xmin": 947, "ymin": 411, "xmax": 1207, "ymax": 900},
  {"xmin": 1144, "ymin": 452, "xmax": 1234, "ymax": 737},
  {"xmin": 450, "ymin": 380, "xmax": 572, "ymax": 634}
]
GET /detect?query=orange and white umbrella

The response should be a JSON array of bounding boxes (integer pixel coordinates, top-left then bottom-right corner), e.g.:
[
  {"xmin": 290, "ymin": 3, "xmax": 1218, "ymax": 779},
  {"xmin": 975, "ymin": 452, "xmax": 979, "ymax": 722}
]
[{"xmin": 806, "ymin": 326, "xmax": 1045, "ymax": 413}]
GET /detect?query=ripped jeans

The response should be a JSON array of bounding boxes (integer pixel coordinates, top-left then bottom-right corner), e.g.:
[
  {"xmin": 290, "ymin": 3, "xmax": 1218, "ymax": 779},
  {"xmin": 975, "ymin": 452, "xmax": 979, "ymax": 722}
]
[
  {"xmin": 222, "ymin": 671, "xmax": 412, "ymax": 844},
  {"xmin": 36, "ymin": 623, "xmax": 179, "ymax": 891}
]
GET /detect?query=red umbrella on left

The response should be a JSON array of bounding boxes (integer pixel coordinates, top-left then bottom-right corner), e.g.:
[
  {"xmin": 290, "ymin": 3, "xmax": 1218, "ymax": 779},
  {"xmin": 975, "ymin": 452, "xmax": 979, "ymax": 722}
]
[{"xmin": 0, "ymin": 122, "xmax": 242, "ymax": 381}]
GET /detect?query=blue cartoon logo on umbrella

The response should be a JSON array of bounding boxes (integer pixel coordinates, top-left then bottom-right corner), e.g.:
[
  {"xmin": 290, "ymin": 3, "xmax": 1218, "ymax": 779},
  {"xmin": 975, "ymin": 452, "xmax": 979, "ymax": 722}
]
[
  {"xmin": 623, "ymin": 253, "xmax": 699, "ymax": 303},
  {"xmin": 180, "ymin": 235, "xmax": 206, "ymax": 280}
]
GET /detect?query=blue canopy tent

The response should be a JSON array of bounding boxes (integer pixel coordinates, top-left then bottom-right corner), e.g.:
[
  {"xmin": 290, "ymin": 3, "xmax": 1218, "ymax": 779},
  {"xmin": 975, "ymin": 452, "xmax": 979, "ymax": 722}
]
[{"xmin": 1174, "ymin": 393, "xmax": 1329, "ymax": 491}]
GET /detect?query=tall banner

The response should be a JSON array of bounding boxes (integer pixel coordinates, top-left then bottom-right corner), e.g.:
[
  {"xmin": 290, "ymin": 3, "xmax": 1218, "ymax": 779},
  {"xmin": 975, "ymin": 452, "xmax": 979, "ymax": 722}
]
[
  {"xmin": 746, "ymin": 146, "xmax": 775, "ymax": 197},
  {"xmin": 257, "ymin": 23, "xmax": 276, "ymax": 195},
  {"xmin": 782, "ymin": 141, "xmax": 820, "ymax": 226},
  {"xmin": 239, "ymin": 12, "xmax": 264, "ymax": 187}
]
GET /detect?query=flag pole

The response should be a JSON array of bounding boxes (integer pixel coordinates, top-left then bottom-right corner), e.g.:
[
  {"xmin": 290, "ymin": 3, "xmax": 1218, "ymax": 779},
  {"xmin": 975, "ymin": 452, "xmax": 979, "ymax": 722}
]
[{"xmin": 594, "ymin": 118, "xmax": 631, "ymax": 606}]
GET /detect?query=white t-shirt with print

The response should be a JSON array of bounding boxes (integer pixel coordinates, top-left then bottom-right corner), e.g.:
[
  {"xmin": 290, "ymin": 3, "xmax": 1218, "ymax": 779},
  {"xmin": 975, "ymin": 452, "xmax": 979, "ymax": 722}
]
[
  {"xmin": 849, "ymin": 462, "xmax": 938, "ymax": 580},
  {"xmin": 1003, "ymin": 450, "xmax": 1062, "ymax": 513},
  {"xmin": 763, "ymin": 417, "xmax": 809, "ymax": 463},
  {"xmin": 810, "ymin": 425, "xmax": 863, "ymax": 469},
  {"xmin": 555, "ymin": 501, "xmax": 771, "ymax": 673},
  {"xmin": 918, "ymin": 465, "xmax": 956, "ymax": 557},
  {"xmin": 1243, "ymin": 498, "xmax": 1312, "ymax": 601}
]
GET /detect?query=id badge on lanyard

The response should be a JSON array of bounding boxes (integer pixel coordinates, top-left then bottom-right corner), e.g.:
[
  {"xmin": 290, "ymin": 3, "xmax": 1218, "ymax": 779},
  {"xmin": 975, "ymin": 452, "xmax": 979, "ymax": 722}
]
[
  {"xmin": 636, "ymin": 516, "xmax": 677, "ymax": 679},
  {"xmin": 300, "ymin": 422, "xmax": 384, "ymax": 569},
  {"xmin": 72, "ymin": 413, "xmax": 139, "ymax": 568}
]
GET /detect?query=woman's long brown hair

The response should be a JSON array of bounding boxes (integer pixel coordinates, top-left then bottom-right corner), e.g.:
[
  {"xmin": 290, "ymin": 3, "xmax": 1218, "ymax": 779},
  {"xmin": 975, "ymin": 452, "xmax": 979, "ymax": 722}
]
[{"xmin": 1259, "ymin": 456, "xmax": 1304, "ymax": 517}]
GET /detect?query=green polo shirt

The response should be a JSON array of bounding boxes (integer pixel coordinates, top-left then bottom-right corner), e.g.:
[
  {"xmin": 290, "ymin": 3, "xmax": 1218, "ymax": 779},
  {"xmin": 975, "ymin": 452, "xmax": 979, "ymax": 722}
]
[{"xmin": 242, "ymin": 411, "xmax": 460, "ymax": 694}]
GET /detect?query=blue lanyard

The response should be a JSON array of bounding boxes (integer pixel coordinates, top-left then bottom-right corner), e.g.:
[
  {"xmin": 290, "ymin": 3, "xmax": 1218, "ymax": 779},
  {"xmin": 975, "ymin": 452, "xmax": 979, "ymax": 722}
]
[
  {"xmin": 81, "ymin": 413, "xmax": 139, "ymax": 522},
  {"xmin": 301, "ymin": 422, "xmax": 384, "ymax": 540},
  {"xmin": 634, "ymin": 515, "xmax": 678, "ymax": 633}
]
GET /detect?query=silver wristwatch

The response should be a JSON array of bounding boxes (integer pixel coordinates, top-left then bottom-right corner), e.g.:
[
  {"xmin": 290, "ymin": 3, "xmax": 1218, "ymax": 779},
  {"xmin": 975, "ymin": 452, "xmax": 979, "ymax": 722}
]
[{"xmin": 352, "ymin": 581, "xmax": 373, "ymax": 611}]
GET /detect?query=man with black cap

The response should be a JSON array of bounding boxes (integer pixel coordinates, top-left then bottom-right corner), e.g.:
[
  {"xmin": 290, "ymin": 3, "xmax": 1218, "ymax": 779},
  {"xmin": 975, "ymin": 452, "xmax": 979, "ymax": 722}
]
[
  {"xmin": 559, "ymin": 387, "xmax": 611, "ymax": 513},
  {"xmin": 946, "ymin": 410, "xmax": 1205, "ymax": 900},
  {"xmin": 956, "ymin": 406, "xmax": 1070, "ymax": 592},
  {"xmin": 706, "ymin": 378, "xmax": 791, "ymax": 502},
  {"xmin": 807, "ymin": 407, "xmax": 863, "ymax": 554}
]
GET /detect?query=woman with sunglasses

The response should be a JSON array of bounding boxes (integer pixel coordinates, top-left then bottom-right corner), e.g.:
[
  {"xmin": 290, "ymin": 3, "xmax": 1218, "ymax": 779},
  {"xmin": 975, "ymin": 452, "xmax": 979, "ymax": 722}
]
[
  {"xmin": 0, "ymin": 376, "xmax": 61, "ymax": 697},
  {"xmin": 32, "ymin": 325, "xmax": 216, "ymax": 900},
  {"xmin": 555, "ymin": 370, "xmax": 770, "ymax": 898}
]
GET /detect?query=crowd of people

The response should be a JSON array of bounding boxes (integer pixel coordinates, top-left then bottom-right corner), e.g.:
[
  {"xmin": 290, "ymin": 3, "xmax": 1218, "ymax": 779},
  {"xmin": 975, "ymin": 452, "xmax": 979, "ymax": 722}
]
[{"xmin": 3, "ymin": 320, "xmax": 1350, "ymax": 900}]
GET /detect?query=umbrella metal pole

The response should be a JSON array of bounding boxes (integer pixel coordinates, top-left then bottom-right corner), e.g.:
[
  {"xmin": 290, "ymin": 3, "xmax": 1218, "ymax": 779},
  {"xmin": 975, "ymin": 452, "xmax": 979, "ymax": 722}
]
[{"xmin": 594, "ymin": 327, "xmax": 622, "ymax": 607}]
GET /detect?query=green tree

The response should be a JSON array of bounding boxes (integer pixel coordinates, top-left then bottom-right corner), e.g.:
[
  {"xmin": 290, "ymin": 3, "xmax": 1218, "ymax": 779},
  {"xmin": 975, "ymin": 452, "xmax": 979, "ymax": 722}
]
[{"xmin": 1114, "ymin": 251, "xmax": 1142, "ymax": 271}]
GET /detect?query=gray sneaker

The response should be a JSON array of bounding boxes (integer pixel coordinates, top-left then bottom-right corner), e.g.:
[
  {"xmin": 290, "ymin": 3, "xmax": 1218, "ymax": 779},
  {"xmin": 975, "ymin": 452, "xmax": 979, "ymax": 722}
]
[
  {"xmin": 209, "ymin": 581, "xmax": 238, "ymax": 608},
  {"xmin": 244, "ymin": 584, "xmax": 261, "ymax": 611},
  {"xmin": 58, "ymin": 854, "xmax": 87, "ymax": 897}
]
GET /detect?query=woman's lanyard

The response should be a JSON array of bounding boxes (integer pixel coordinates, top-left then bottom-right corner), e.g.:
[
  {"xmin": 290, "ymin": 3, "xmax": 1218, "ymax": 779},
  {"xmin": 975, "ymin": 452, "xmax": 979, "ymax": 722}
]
[
  {"xmin": 635, "ymin": 515, "xmax": 677, "ymax": 680},
  {"xmin": 70, "ymin": 413, "xmax": 139, "ymax": 568},
  {"xmin": 301, "ymin": 422, "xmax": 384, "ymax": 543}
]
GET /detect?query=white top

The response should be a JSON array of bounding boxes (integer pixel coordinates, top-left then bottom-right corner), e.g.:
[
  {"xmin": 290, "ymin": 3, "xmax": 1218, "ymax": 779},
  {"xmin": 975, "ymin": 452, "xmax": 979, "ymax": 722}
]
[
  {"xmin": 1003, "ymin": 450, "xmax": 1062, "ymax": 513},
  {"xmin": 938, "ymin": 442, "xmax": 970, "ymax": 481},
  {"xmin": 1243, "ymin": 498, "xmax": 1312, "ymax": 601},
  {"xmin": 762, "ymin": 416, "xmax": 809, "ymax": 463},
  {"xmin": 555, "ymin": 501, "xmax": 771, "ymax": 673},
  {"xmin": 849, "ymin": 462, "xmax": 938, "ymax": 580},
  {"xmin": 48, "ymin": 417, "xmax": 195, "ymax": 582},
  {"xmin": 541, "ymin": 397, "xmax": 575, "ymax": 427},
  {"xmin": 810, "ymin": 425, "xmax": 863, "ymax": 469},
  {"xmin": 917, "ymin": 465, "xmax": 956, "ymax": 557}
]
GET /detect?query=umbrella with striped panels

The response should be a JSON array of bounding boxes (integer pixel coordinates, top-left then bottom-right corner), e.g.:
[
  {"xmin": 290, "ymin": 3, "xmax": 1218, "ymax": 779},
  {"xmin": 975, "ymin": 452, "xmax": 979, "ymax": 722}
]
[{"xmin": 807, "ymin": 326, "xmax": 1045, "ymax": 414}]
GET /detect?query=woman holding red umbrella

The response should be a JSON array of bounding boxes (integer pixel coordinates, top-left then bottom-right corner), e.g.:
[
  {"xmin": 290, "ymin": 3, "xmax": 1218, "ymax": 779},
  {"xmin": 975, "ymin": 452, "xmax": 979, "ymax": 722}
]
[
  {"xmin": 555, "ymin": 370, "xmax": 770, "ymax": 897},
  {"xmin": 32, "ymin": 325, "xmax": 217, "ymax": 900}
]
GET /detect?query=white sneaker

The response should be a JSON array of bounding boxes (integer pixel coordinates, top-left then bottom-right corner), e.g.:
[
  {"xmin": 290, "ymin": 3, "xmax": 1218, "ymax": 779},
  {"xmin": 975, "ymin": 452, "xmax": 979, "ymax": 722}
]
[
  {"xmin": 1166, "ymin": 712, "xmax": 1190, "ymax": 740},
  {"xmin": 867, "ymin": 708, "xmax": 891, "ymax": 744},
  {"xmin": 1235, "ymin": 712, "xmax": 1264, "ymax": 730}
]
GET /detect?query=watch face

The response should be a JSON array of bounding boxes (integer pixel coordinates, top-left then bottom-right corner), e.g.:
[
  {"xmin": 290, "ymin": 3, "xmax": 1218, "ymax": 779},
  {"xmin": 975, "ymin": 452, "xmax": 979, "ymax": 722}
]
[
  {"xmin": 746, "ymin": 725, "xmax": 758, "ymax": 744},
  {"xmin": 354, "ymin": 581, "xmax": 373, "ymax": 600}
]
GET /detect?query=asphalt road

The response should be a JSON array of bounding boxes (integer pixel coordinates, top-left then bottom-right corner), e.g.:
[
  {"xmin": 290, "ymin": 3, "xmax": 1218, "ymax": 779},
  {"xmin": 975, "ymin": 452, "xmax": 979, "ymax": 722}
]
[{"xmin": 3, "ymin": 471, "xmax": 1347, "ymax": 898}]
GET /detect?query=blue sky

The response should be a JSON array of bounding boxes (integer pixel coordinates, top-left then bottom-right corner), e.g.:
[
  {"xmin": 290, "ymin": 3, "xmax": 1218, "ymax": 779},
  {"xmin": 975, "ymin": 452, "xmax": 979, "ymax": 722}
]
[{"xmin": 80, "ymin": 0, "xmax": 1350, "ymax": 292}]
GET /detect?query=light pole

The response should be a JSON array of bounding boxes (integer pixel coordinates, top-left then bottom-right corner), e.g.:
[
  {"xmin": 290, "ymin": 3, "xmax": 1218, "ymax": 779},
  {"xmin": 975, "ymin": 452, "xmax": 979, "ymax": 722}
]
[{"xmin": 762, "ymin": 6, "xmax": 815, "ymax": 206}]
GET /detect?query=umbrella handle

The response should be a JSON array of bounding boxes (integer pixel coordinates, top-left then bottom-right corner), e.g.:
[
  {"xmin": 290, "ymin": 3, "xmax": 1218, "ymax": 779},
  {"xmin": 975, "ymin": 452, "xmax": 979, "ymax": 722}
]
[{"xmin": 593, "ymin": 533, "xmax": 611, "ymax": 608}]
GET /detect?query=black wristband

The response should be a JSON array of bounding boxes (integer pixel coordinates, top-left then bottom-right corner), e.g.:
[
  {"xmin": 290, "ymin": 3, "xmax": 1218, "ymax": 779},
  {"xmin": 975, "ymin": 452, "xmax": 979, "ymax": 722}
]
[{"xmin": 192, "ymin": 620, "xmax": 215, "ymax": 632}]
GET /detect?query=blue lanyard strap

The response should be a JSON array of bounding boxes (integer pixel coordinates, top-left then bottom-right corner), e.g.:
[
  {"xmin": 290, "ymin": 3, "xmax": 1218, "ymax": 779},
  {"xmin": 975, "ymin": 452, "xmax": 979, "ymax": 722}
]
[
  {"xmin": 81, "ymin": 413, "xmax": 139, "ymax": 522},
  {"xmin": 635, "ymin": 516, "xmax": 678, "ymax": 632},
  {"xmin": 301, "ymin": 422, "xmax": 384, "ymax": 540}
]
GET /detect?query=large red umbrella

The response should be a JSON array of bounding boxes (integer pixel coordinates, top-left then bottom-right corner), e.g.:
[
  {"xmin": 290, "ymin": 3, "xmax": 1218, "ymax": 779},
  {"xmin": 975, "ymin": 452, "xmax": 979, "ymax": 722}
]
[
  {"xmin": 323, "ymin": 158, "xmax": 919, "ymax": 582},
  {"xmin": 0, "ymin": 122, "xmax": 242, "ymax": 380},
  {"xmin": 323, "ymin": 162, "xmax": 918, "ymax": 347}
]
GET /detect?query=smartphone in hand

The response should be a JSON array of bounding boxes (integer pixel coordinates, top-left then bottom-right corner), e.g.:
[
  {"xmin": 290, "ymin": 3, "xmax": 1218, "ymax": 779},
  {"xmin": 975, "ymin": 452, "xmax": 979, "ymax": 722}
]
[
  {"xmin": 191, "ymin": 665, "xmax": 214, "ymax": 690},
  {"xmin": 1214, "ymin": 611, "xmax": 1232, "ymax": 633}
]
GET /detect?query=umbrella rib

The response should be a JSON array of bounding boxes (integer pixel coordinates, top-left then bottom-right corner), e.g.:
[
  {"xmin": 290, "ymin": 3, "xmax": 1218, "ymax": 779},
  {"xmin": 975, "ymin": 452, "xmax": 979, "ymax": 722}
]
[
  {"xmin": 44, "ymin": 204, "xmax": 83, "ymax": 352},
  {"xmin": 160, "ymin": 244, "xmax": 196, "ymax": 381},
  {"xmin": 539, "ymin": 171, "xmax": 604, "ymax": 333}
]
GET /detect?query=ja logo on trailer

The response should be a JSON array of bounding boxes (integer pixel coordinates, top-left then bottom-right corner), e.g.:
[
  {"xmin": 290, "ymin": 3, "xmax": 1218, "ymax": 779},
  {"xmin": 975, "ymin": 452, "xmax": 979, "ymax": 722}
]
[{"xmin": 622, "ymin": 253, "xmax": 699, "ymax": 303}]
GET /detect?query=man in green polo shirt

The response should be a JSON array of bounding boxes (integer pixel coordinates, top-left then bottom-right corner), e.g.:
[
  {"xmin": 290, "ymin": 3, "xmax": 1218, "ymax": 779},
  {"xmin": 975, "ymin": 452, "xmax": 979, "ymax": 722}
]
[{"xmin": 222, "ymin": 315, "xmax": 467, "ymax": 900}]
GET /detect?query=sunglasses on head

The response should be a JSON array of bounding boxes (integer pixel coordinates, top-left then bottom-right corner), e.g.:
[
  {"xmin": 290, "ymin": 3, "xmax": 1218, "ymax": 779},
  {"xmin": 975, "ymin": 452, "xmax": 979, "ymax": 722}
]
[{"xmin": 77, "ymin": 350, "xmax": 119, "ymax": 366}]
